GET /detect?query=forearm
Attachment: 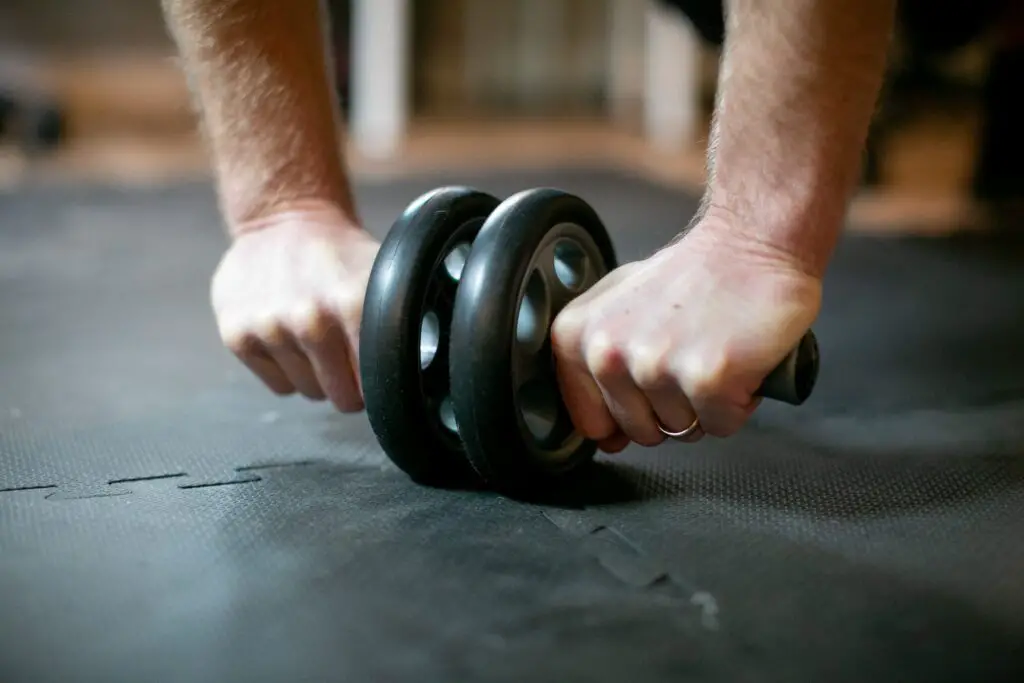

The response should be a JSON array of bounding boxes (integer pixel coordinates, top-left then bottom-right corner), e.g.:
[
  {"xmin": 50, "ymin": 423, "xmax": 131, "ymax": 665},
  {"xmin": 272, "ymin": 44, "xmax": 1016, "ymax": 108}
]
[
  {"xmin": 162, "ymin": 0, "xmax": 357, "ymax": 235},
  {"xmin": 704, "ymin": 0, "xmax": 896, "ymax": 276}
]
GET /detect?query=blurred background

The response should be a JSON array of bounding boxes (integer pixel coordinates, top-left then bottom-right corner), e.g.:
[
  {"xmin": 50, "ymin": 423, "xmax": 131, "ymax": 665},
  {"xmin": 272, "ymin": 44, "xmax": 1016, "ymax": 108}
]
[{"xmin": 0, "ymin": 0, "xmax": 1019, "ymax": 233}]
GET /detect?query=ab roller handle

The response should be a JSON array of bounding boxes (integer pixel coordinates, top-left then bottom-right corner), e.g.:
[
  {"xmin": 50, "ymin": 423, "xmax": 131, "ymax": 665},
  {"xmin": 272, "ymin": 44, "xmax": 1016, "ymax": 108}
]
[{"xmin": 756, "ymin": 330, "xmax": 820, "ymax": 406}]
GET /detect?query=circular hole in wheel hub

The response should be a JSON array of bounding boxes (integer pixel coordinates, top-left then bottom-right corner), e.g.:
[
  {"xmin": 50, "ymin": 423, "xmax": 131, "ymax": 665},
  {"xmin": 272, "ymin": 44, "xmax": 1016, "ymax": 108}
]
[
  {"xmin": 420, "ymin": 311, "xmax": 440, "ymax": 369},
  {"xmin": 518, "ymin": 378, "xmax": 561, "ymax": 442},
  {"xmin": 439, "ymin": 395, "xmax": 458, "ymax": 433},
  {"xmin": 444, "ymin": 242, "xmax": 472, "ymax": 281},
  {"xmin": 516, "ymin": 269, "xmax": 550, "ymax": 352},
  {"xmin": 553, "ymin": 239, "xmax": 589, "ymax": 292}
]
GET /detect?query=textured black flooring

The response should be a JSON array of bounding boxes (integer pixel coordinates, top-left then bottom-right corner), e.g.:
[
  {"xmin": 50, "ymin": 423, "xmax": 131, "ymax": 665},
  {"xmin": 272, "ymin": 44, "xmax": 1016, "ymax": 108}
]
[{"xmin": 2, "ymin": 167, "xmax": 1024, "ymax": 683}]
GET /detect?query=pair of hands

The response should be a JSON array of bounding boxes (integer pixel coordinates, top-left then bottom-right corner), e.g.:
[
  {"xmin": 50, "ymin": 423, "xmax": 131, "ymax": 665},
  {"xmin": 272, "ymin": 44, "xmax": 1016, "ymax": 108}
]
[{"xmin": 212, "ymin": 207, "xmax": 820, "ymax": 450}]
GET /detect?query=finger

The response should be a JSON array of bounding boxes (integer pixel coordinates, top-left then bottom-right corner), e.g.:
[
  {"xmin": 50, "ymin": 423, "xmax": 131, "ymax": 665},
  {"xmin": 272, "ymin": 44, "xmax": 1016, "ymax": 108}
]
[
  {"xmin": 551, "ymin": 314, "xmax": 617, "ymax": 441},
  {"xmin": 554, "ymin": 349, "xmax": 617, "ymax": 442},
  {"xmin": 693, "ymin": 395, "xmax": 761, "ymax": 438},
  {"xmin": 262, "ymin": 326, "xmax": 326, "ymax": 401},
  {"xmin": 597, "ymin": 429, "xmax": 630, "ymax": 454},
  {"xmin": 334, "ymin": 292, "xmax": 367, "ymax": 397},
  {"xmin": 677, "ymin": 351, "xmax": 762, "ymax": 437},
  {"xmin": 585, "ymin": 333, "xmax": 664, "ymax": 447},
  {"xmin": 645, "ymin": 384, "xmax": 704, "ymax": 443},
  {"xmin": 305, "ymin": 334, "xmax": 363, "ymax": 413},
  {"xmin": 224, "ymin": 331, "xmax": 296, "ymax": 396},
  {"xmin": 630, "ymin": 351, "xmax": 704, "ymax": 444},
  {"xmin": 295, "ymin": 307, "xmax": 364, "ymax": 413},
  {"xmin": 563, "ymin": 264, "xmax": 630, "ymax": 308},
  {"xmin": 554, "ymin": 262, "xmax": 636, "ymax": 324}
]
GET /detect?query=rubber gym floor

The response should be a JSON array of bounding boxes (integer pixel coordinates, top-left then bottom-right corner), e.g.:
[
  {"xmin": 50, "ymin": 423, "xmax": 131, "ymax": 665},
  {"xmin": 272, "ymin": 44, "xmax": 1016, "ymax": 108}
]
[{"xmin": 1, "ymin": 165, "xmax": 1023, "ymax": 682}]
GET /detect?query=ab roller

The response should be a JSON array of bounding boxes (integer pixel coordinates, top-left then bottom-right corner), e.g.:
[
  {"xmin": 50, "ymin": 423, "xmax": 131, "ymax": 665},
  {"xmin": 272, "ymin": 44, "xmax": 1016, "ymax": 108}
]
[{"xmin": 359, "ymin": 186, "xmax": 820, "ymax": 495}]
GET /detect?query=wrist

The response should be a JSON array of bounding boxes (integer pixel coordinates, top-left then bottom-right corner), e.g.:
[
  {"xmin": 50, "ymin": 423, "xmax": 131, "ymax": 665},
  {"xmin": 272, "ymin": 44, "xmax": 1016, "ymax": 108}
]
[
  {"xmin": 223, "ymin": 176, "xmax": 360, "ymax": 239},
  {"xmin": 230, "ymin": 198, "xmax": 364, "ymax": 240},
  {"xmin": 702, "ymin": 182, "xmax": 848, "ymax": 279}
]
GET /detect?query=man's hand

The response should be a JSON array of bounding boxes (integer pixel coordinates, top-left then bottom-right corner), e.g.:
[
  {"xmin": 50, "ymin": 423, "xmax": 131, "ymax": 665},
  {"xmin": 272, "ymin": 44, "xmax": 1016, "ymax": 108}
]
[
  {"xmin": 552, "ymin": 0, "xmax": 894, "ymax": 451},
  {"xmin": 162, "ymin": 0, "xmax": 374, "ymax": 410},
  {"xmin": 211, "ymin": 205, "xmax": 380, "ymax": 412},
  {"xmin": 551, "ymin": 216, "xmax": 821, "ymax": 451}
]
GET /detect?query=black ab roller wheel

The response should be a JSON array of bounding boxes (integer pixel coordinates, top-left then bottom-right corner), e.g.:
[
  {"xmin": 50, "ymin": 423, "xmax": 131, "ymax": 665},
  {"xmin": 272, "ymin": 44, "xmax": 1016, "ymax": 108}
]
[
  {"xmin": 448, "ymin": 188, "xmax": 820, "ymax": 495},
  {"xmin": 359, "ymin": 186, "xmax": 501, "ymax": 487},
  {"xmin": 448, "ymin": 188, "xmax": 619, "ymax": 492}
]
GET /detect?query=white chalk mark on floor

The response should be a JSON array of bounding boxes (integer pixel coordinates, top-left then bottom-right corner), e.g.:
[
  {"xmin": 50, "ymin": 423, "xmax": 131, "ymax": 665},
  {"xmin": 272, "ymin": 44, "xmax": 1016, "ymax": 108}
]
[{"xmin": 691, "ymin": 591, "xmax": 719, "ymax": 631}]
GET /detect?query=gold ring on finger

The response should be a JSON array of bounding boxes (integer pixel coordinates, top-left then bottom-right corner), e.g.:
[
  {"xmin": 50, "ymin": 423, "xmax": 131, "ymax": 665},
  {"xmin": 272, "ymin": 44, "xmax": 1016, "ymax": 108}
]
[{"xmin": 657, "ymin": 415, "xmax": 701, "ymax": 438}]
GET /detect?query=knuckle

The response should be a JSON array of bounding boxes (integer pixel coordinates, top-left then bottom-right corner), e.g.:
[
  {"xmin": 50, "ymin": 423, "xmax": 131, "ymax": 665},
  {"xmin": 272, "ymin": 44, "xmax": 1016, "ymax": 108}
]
[
  {"xmin": 291, "ymin": 303, "xmax": 335, "ymax": 345},
  {"xmin": 219, "ymin": 322, "xmax": 251, "ymax": 354},
  {"xmin": 335, "ymin": 292, "xmax": 364, "ymax": 325},
  {"xmin": 255, "ymin": 318, "xmax": 289, "ymax": 348},
  {"xmin": 683, "ymin": 348, "xmax": 733, "ymax": 399},
  {"xmin": 628, "ymin": 343, "xmax": 673, "ymax": 392},
  {"xmin": 550, "ymin": 312, "xmax": 583, "ymax": 350},
  {"xmin": 687, "ymin": 374, "xmax": 718, "ymax": 402},
  {"xmin": 584, "ymin": 332, "xmax": 626, "ymax": 383},
  {"xmin": 288, "ymin": 301, "xmax": 320, "ymax": 329},
  {"xmin": 220, "ymin": 323, "xmax": 266, "ymax": 359}
]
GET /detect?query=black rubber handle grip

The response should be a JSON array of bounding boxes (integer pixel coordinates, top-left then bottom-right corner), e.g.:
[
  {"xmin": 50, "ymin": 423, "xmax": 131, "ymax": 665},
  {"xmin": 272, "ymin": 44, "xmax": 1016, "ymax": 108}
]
[{"xmin": 755, "ymin": 330, "xmax": 819, "ymax": 406}]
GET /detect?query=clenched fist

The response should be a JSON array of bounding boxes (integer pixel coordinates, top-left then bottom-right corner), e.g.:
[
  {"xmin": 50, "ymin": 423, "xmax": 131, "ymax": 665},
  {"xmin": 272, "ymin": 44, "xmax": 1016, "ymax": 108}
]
[
  {"xmin": 210, "ymin": 206, "xmax": 380, "ymax": 412},
  {"xmin": 551, "ymin": 216, "xmax": 821, "ymax": 452}
]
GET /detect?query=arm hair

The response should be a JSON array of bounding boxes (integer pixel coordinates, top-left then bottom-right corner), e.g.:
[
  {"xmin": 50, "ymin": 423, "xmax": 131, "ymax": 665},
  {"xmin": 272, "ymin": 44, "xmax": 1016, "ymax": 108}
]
[
  {"xmin": 700, "ymin": 0, "xmax": 896, "ymax": 276},
  {"xmin": 162, "ymin": 0, "xmax": 359, "ymax": 234}
]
